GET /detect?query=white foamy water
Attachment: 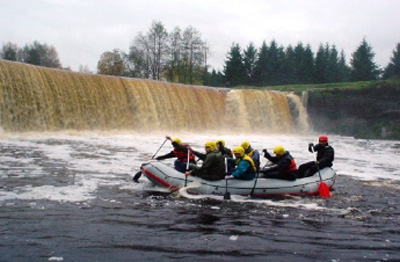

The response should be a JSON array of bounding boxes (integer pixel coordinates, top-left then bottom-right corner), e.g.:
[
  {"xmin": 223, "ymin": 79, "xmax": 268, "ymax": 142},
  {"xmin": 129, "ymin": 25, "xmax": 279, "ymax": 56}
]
[{"xmin": 1, "ymin": 132, "xmax": 399, "ymax": 206}]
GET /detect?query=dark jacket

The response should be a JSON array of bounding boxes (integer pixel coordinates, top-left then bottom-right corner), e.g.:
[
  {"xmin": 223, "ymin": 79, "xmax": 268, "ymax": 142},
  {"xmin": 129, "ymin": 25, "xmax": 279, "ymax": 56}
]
[
  {"xmin": 191, "ymin": 150, "xmax": 225, "ymax": 181},
  {"xmin": 309, "ymin": 143, "xmax": 334, "ymax": 168},
  {"xmin": 263, "ymin": 151, "xmax": 298, "ymax": 180},
  {"xmin": 218, "ymin": 146, "xmax": 233, "ymax": 158},
  {"xmin": 264, "ymin": 151, "xmax": 297, "ymax": 173},
  {"xmin": 156, "ymin": 144, "xmax": 196, "ymax": 163}
]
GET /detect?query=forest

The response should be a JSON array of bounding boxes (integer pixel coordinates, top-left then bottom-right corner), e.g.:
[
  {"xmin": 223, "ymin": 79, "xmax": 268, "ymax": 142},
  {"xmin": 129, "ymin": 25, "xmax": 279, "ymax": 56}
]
[{"xmin": 1, "ymin": 21, "xmax": 400, "ymax": 87}]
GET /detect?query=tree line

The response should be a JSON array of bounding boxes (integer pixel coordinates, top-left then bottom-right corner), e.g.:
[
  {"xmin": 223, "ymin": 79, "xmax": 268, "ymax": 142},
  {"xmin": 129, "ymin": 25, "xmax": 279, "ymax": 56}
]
[
  {"xmin": 223, "ymin": 38, "xmax": 379, "ymax": 87},
  {"xmin": 1, "ymin": 21, "xmax": 400, "ymax": 87},
  {"xmin": 97, "ymin": 21, "xmax": 209, "ymax": 85},
  {"xmin": 0, "ymin": 41, "xmax": 63, "ymax": 69}
]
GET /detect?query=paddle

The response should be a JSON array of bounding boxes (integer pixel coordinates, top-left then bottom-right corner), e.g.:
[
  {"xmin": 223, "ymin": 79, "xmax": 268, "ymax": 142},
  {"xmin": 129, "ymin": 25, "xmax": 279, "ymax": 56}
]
[
  {"xmin": 133, "ymin": 138, "xmax": 168, "ymax": 183},
  {"xmin": 311, "ymin": 147, "xmax": 331, "ymax": 198},
  {"xmin": 184, "ymin": 147, "xmax": 190, "ymax": 187},
  {"xmin": 316, "ymin": 163, "xmax": 331, "ymax": 198},
  {"xmin": 250, "ymin": 163, "xmax": 260, "ymax": 198},
  {"xmin": 151, "ymin": 137, "xmax": 169, "ymax": 160},
  {"xmin": 224, "ymin": 157, "xmax": 231, "ymax": 200}
]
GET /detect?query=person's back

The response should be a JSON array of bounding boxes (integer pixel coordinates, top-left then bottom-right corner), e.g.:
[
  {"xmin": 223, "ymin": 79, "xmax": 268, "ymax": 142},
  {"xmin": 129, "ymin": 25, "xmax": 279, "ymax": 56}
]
[
  {"xmin": 241, "ymin": 141, "xmax": 260, "ymax": 171},
  {"xmin": 216, "ymin": 139, "xmax": 233, "ymax": 158},
  {"xmin": 261, "ymin": 145, "xmax": 297, "ymax": 181},
  {"xmin": 156, "ymin": 137, "xmax": 195, "ymax": 173},
  {"xmin": 313, "ymin": 142, "xmax": 334, "ymax": 168},
  {"xmin": 298, "ymin": 136, "xmax": 334, "ymax": 178},
  {"xmin": 187, "ymin": 141, "xmax": 225, "ymax": 181},
  {"xmin": 228, "ymin": 146, "xmax": 256, "ymax": 180}
]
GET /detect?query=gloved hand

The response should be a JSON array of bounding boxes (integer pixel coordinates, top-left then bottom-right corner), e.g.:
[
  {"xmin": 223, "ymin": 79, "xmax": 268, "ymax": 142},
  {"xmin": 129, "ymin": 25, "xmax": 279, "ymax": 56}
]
[
  {"xmin": 155, "ymin": 156, "xmax": 161, "ymax": 160},
  {"xmin": 262, "ymin": 149, "xmax": 268, "ymax": 157},
  {"xmin": 308, "ymin": 143, "xmax": 314, "ymax": 153},
  {"xmin": 225, "ymin": 175, "xmax": 234, "ymax": 180}
]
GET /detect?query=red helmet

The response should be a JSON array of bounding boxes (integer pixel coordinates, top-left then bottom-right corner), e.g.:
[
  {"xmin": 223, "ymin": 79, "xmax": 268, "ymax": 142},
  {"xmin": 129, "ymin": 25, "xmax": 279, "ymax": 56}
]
[{"xmin": 319, "ymin": 136, "xmax": 328, "ymax": 142}]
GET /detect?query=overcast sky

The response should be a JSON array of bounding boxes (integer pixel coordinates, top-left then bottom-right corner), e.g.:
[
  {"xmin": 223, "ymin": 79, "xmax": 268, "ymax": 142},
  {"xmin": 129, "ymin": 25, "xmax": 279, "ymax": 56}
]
[{"xmin": 1, "ymin": 0, "xmax": 399, "ymax": 72}]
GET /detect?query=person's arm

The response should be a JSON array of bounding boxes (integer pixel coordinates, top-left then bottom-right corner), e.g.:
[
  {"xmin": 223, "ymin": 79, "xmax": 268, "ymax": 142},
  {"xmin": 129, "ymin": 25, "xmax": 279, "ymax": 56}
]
[
  {"xmin": 193, "ymin": 150, "xmax": 206, "ymax": 160},
  {"xmin": 186, "ymin": 145, "xmax": 205, "ymax": 160},
  {"xmin": 191, "ymin": 154, "xmax": 213, "ymax": 177},
  {"xmin": 156, "ymin": 151, "xmax": 174, "ymax": 160},
  {"xmin": 262, "ymin": 149, "xmax": 278, "ymax": 163},
  {"xmin": 317, "ymin": 146, "xmax": 334, "ymax": 166},
  {"xmin": 266, "ymin": 157, "xmax": 290, "ymax": 172},
  {"xmin": 232, "ymin": 160, "xmax": 250, "ymax": 178}
]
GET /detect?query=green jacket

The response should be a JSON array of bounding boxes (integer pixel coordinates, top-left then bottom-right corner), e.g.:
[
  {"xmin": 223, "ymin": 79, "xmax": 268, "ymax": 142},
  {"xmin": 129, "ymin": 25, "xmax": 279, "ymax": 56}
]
[{"xmin": 191, "ymin": 150, "xmax": 225, "ymax": 181}]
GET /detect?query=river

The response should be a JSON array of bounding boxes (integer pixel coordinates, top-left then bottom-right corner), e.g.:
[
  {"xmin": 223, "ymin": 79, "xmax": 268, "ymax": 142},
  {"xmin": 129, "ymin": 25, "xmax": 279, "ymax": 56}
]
[{"xmin": 1, "ymin": 132, "xmax": 400, "ymax": 262}]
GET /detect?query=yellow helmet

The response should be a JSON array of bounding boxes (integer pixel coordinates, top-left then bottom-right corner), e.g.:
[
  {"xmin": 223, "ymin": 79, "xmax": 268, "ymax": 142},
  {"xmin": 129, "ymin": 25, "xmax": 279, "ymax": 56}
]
[
  {"xmin": 205, "ymin": 141, "xmax": 217, "ymax": 151},
  {"xmin": 216, "ymin": 139, "xmax": 225, "ymax": 147},
  {"xmin": 241, "ymin": 141, "xmax": 250, "ymax": 150},
  {"xmin": 273, "ymin": 145, "xmax": 285, "ymax": 156},
  {"xmin": 233, "ymin": 146, "xmax": 245, "ymax": 157},
  {"xmin": 172, "ymin": 138, "xmax": 182, "ymax": 146}
]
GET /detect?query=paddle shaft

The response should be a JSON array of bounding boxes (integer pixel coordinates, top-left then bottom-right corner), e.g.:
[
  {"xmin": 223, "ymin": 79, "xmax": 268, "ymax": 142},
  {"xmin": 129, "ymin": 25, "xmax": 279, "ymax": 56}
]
[
  {"xmin": 311, "ymin": 147, "xmax": 322, "ymax": 181},
  {"xmin": 224, "ymin": 157, "xmax": 231, "ymax": 200},
  {"xmin": 151, "ymin": 138, "xmax": 169, "ymax": 159},
  {"xmin": 185, "ymin": 148, "xmax": 190, "ymax": 187},
  {"xmin": 134, "ymin": 138, "xmax": 168, "ymax": 182},
  {"xmin": 250, "ymin": 162, "xmax": 260, "ymax": 197}
]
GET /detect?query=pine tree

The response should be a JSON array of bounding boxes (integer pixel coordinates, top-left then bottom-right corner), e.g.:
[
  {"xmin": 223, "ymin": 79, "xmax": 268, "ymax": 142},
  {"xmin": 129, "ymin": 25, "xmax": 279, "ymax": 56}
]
[
  {"xmin": 266, "ymin": 40, "xmax": 285, "ymax": 85},
  {"xmin": 243, "ymin": 42, "xmax": 257, "ymax": 84},
  {"xmin": 1, "ymin": 42, "xmax": 18, "ymax": 61},
  {"xmin": 302, "ymin": 44, "xmax": 315, "ymax": 83},
  {"xmin": 337, "ymin": 50, "xmax": 351, "ymax": 82},
  {"xmin": 283, "ymin": 45, "xmax": 296, "ymax": 84},
  {"xmin": 383, "ymin": 42, "xmax": 400, "ymax": 79},
  {"xmin": 350, "ymin": 38, "xmax": 380, "ymax": 81},
  {"xmin": 314, "ymin": 43, "xmax": 329, "ymax": 83},
  {"xmin": 223, "ymin": 43, "xmax": 246, "ymax": 86},
  {"xmin": 327, "ymin": 45, "xmax": 340, "ymax": 82},
  {"xmin": 254, "ymin": 41, "xmax": 269, "ymax": 85},
  {"xmin": 291, "ymin": 42, "xmax": 315, "ymax": 84}
]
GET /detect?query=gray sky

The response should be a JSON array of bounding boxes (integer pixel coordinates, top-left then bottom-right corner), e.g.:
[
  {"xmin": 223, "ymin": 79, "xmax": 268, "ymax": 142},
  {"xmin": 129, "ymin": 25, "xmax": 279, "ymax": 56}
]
[{"xmin": 1, "ymin": 0, "xmax": 399, "ymax": 72}]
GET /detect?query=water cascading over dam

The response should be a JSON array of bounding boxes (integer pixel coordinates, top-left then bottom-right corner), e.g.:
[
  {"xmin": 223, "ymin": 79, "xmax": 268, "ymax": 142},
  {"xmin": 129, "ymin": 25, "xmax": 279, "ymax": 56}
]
[{"xmin": 0, "ymin": 59, "xmax": 308, "ymax": 134}]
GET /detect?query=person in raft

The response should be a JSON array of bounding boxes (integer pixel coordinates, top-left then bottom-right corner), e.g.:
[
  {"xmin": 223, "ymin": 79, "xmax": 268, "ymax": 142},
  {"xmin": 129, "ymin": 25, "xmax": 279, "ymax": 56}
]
[
  {"xmin": 225, "ymin": 146, "xmax": 257, "ymax": 180},
  {"xmin": 184, "ymin": 141, "xmax": 225, "ymax": 181},
  {"xmin": 216, "ymin": 139, "xmax": 233, "ymax": 158},
  {"xmin": 297, "ymin": 135, "xmax": 335, "ymax": 178},
  {"xmin": 240, "ymin": 141, "xmax": 261, "ymax": 172},
  {"xmin": 216, "ymin": 139, "xmax": 235, "ymax": 172},
  {"xmin": 155, "ymin": 136, "xmax": 196, "ymax": 173},
  {"xmin": 260, "ymin": 145, "xmax": 298, "ymax": 181}
]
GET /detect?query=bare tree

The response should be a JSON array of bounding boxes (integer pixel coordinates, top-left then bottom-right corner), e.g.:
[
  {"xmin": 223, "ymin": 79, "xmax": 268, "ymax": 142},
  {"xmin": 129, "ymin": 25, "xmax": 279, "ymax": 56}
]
[
  {"xmin": 147, "ymin": 21, "xmax": 168, "ymax": 80},
  {"xmin": 126, "ymin": 21, "xmax": 209, "ymax": 84},
  {"xmin": 79, "ymin": 65, "xmax": 93, "ymax": 74},
  {"xmin": 129, "ymin": 32, "xmax": 151, "ymax": 78},
  {"xmin": 165, "ymin": 26, "xmax": 183, "ymax": 82},
  {"xmin": 182, "ymin": 26, "xmax": 205, "ymax": 84}
]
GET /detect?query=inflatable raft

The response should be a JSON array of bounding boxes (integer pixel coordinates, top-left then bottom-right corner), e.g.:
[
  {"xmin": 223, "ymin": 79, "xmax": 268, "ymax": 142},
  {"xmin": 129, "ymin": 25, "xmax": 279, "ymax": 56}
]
[{"xmin": 141, "ymin": 160, "xmax": 337, "ymax": 198}]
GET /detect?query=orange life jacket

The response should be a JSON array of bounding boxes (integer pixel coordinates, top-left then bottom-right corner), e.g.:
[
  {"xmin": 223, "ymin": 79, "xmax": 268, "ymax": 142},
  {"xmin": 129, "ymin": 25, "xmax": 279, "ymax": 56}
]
[
  {"xmin": 284, "ymin": 158, "xmax": 297, "ymax": 173},
  {"xmin": 173, "ymin": 144, "xmax": 195, "ymax": 162}
]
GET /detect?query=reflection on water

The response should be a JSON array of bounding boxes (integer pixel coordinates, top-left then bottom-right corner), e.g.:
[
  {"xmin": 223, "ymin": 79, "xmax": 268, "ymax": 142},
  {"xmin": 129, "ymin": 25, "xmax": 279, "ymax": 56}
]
[{"xmin": 0, "ymin": 133, "xmax": 400, "ymax": 261}]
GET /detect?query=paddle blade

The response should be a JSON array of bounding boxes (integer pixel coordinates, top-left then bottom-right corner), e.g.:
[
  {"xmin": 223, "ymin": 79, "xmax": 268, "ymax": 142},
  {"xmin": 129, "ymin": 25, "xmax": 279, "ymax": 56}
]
[
  {"xmin": 224, "ymin": 192, "xmax": 231, "ymax": 200},
  {"xmin": 319, "ymin": 181, "xmax": 331, "ymax": 198}
]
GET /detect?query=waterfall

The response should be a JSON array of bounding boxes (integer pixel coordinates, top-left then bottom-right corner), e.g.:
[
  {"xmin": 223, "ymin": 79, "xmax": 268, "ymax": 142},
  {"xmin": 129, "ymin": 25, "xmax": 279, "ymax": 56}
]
[{"xmin": 0, "ymin": 59, "xmax": 309, "ymax": 134}]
